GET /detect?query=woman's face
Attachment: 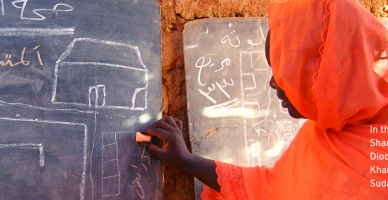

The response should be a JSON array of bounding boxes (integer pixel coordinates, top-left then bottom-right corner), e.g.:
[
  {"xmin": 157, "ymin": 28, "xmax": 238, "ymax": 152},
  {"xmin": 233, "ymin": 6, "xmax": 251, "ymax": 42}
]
[{"xmin": 265, "ymin": 31, "xmax": 305, "ymax": 119}]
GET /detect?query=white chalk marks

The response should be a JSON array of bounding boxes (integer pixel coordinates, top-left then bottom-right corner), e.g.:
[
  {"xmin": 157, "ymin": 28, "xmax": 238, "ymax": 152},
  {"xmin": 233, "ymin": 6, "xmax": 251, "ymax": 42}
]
[
  {"xmin": 0, "ymin": 27, "xmax": 75, "ymax": 37},
  {"xmin": 239, "ymin": 49, "xmax": 271, "ymax": 164},
  {"xmin": 0, "ymin": 34, "xmax": 157, "ymax": 199},
  {"xmin": 186, "ymin": 19, "xmax": 303, "ymax": 169},
  {"xmin": 89, "ymin": 85, "xmax": 106, "ymax": 108},
  {"xmin": 0, "ymin": 117, "xmax": 88, "ymax": 200},
  {"xmin": 0, "ymin": 0, "xmax": 162, "ymax": 198},
  {"xmin": 5, "ymin": 1, "xmax": 73, "ymax": 20},
  {"xmin": 247, "ymin": 25, "xmax": 265, "ymax": 49},
  {"xmin": 130, "ymin": 147, "xmax": 151, "ymax": 199},
  {"xmin": 0, "ymin": 143, "xmax": 44, "ymax": 167},
  {"xmin": 102, "ymin": 132, "xmax": 121, "ymax": 197},
  {"xmin": 101, "ymin": 132, "xmax": 153, "ymax": 199},
  {"xmin": 52, "ymin": 38, "xmax": 149, "ymax": 111}
]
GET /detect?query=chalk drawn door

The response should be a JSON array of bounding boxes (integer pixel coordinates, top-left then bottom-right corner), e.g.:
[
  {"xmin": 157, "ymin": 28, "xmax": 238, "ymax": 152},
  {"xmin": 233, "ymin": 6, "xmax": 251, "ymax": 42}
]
[{"xmin": 88, "ymin": 85, "xmax": 106, "ymax": 108}]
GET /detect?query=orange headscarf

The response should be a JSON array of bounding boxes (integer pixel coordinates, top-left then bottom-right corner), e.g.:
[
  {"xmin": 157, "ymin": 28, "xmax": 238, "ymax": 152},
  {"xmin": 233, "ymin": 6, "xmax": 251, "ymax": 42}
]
[{"xmin": 241, "ymin": 0, "xmax": 388, "ymax": 199}]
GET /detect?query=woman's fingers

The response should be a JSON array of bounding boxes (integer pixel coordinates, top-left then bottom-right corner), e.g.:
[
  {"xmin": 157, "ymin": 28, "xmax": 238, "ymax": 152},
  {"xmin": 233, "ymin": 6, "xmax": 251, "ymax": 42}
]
[
  {"xmin": 147, "ymin": 117, "xmax": 182, "ymax": 134},
  {"xmin": 148, "ymin": 117, "xmax": 180, "ymax": 131},
  {"xmin": 155, "ymin": 120, "xmax": 178, "ymax": 132},
  {"xmin": 144, "ymin": 127, "xmax": 171, "ymax": 140},
  {"xmin": 145, "ymin": 143, "xmax": 166, "ymax": 159},
  {"xmin": 174, "ymin": 118, "xmax": 183, "ymax": 130},
  {"xmin": 147, "ymin": 119, "xmax": 165, "ymax": 129},
  {"xmin": 147, "ymin": 116, "xmax": 172, "ymax": 129},
  {"xmin": 159, "ymin": 116, "xmax": 183, "ymax": 132},
  {"xmin": 163, "ymin": 116, "xmax": 179, "ymax": 128}
]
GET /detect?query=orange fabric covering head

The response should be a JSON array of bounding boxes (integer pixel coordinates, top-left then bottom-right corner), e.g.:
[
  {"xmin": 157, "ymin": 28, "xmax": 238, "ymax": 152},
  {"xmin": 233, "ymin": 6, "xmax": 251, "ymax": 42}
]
[
  {"xmin": 269, "ymin": 0, "xmax": 388, "ymax": 131},
  {"xmin": 240, "ymin": 0, "xmax": 388, "ymax": 199},
  {"xmin": 200, "ymin": 0, "xmax": 388, "ymax": 199}
]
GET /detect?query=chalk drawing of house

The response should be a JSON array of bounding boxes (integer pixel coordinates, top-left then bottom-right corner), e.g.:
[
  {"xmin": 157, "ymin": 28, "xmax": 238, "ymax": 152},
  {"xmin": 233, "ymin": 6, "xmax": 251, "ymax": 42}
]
[{"xmin": 52, "ymin": 38, "xmax": 148, "ymax": 110}]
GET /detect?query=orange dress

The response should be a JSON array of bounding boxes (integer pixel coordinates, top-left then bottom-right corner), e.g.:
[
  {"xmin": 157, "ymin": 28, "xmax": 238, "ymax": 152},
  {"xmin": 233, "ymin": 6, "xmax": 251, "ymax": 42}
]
[{"xmin": 202, "ymin": 0, "xmax": 388, "ymax": 199}]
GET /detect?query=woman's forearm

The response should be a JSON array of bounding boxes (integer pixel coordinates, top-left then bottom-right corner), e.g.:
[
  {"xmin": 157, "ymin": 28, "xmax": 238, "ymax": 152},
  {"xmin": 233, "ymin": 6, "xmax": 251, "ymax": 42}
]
[{"xmin": 180, "ymin": 155, "xmax": 220, "ymax": 192}]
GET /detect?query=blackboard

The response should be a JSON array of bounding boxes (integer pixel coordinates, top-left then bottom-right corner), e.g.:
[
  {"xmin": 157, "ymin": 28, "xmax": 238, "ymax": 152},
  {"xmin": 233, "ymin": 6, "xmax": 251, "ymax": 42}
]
[
  {"xmin": 0, "ymin": 0, "xmax": 162, "ymax": 199},
  {"xmin": 183, "ymin": 18, "xmax": 306, "ymax": 199}
]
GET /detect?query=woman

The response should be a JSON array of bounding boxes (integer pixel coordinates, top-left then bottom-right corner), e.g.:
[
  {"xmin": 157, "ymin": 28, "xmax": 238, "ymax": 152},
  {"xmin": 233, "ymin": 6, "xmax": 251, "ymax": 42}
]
[{"xmin": 143, "ymin": 0, "xmax": 388, "ymax": 199}]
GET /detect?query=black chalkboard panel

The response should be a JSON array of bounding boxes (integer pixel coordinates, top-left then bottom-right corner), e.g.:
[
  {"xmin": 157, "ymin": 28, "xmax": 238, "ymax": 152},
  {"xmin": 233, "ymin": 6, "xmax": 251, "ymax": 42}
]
[
  {"xmin": 183, "ymin": 18, "xmax": 306, "ymax": 199},
  {"xmin": 0, "ymin": 0, "xmax": 162, "ymax": 199}
]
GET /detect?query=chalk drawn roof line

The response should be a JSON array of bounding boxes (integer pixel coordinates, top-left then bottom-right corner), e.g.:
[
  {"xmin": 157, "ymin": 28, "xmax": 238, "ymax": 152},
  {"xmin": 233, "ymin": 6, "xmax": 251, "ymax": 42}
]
[
  {"xmin": 61, "ymin": 62, "xmax": 147, "ymax": 72},
  {"xmin": 55, "ymin": 38, "xmax": 148, "ymax": 71}
]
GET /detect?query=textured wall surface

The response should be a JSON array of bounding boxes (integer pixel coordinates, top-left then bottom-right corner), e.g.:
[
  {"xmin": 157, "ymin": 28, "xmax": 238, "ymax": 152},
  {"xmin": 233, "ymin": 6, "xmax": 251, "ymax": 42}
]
[{"xmin": 156, "ymin": 0, "xmax": 388, "ymax": 199}]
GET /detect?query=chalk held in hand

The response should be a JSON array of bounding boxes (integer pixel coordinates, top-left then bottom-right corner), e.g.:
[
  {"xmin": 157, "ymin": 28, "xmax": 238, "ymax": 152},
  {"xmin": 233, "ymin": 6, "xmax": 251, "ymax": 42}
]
[
  {"xmin": 136, "ymin": 132, "xmax": 163, "ymax": 147},
  {"xmin": 136, "ymin": 132, "xmax": 151, "ymax": 142}
]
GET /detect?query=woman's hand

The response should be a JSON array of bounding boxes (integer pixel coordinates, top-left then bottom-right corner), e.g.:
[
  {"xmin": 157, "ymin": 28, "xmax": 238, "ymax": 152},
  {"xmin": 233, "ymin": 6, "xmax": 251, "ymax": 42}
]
[
  {"xmin": 143, "ymin": 116, "xmax": 193, "ymax": 169},
  {"xmin": 143, "ymin": 116, "xmax": 220, "ymax": 192}
]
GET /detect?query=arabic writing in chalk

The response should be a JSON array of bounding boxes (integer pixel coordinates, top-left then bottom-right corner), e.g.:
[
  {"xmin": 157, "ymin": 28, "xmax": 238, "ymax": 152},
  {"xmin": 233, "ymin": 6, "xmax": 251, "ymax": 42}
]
[
  {"xmin": 1, "ymin": 1, "xmax": 73, "ymax": 20},
  {"xmin": 0, "ymin": 46, "xmax": 43, "ymax": 67}
]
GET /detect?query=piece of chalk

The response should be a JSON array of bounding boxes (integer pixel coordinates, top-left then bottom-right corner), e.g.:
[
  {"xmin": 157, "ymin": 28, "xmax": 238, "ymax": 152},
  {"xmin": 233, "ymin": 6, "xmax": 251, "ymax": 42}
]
[{"xmin": 136, "ymin": 132, "xmax": 151, "ymax": 142}]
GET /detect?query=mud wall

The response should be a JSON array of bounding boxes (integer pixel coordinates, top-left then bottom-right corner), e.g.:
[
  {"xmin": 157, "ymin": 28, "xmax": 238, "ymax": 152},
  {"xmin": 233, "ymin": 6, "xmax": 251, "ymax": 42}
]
[{"xmin": 156, "ymin": 0, "xmax": 388, "ymax": 199}]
